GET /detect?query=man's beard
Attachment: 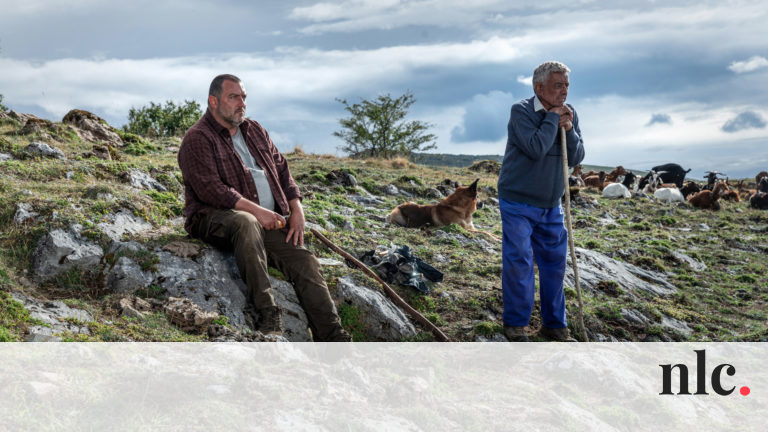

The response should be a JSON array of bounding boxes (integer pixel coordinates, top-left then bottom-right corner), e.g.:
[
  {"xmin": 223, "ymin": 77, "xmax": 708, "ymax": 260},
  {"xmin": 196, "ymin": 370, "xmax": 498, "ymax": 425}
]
[{"xmin": 219, "ymin": 107, "xmax": 245, "ymax": 127}]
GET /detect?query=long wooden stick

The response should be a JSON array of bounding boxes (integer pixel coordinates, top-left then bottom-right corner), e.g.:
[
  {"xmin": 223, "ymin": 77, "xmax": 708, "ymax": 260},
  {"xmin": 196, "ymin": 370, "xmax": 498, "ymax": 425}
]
[
  {"xmin": 310, "ymin": 228, "xmax": 450, "ymax": 342},
  {"xmin": 560, "ymin": 126, "xmax": 588, "ymax": 342}
]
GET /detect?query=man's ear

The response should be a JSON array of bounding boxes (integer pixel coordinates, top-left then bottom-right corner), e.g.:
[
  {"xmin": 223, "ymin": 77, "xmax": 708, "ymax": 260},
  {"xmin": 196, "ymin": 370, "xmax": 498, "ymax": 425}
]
[{"xmin": 208, "ymin": 95, "xmax": 218, "ymax": 110}]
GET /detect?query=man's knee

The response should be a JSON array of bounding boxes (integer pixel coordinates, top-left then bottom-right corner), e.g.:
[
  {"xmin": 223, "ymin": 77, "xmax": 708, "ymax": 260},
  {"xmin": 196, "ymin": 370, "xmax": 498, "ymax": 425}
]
[{"xmin": 230, "ymin": 211, "xmax": 263, "ymax": 240}]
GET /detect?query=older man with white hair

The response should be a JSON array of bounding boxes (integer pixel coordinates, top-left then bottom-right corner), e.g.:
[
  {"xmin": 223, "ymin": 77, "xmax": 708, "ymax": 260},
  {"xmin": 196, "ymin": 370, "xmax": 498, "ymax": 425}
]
[{"xmin": 497, "ymin": 61, "xmax": 585, "ymax": 342}]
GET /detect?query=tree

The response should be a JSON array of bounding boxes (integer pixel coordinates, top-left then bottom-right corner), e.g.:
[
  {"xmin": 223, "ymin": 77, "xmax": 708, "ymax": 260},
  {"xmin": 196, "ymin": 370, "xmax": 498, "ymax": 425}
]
[
  {"xmin": 124, "ymin": 100, "xmax": 202, "ymax": 137},
  {"xmin": 333, "ymin": 92, "xmax": 437, "ymax": 159},
  {"xmin": 0, "ymin": 94, "xmax": 7, "ymax": 112}
]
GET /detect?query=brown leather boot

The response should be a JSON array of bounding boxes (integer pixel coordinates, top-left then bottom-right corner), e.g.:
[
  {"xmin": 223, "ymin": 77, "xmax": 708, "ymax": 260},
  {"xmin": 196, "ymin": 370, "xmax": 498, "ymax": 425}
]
[{"xmin": 257, "ymin": 306, "xmax": 283, "ymax": 336}]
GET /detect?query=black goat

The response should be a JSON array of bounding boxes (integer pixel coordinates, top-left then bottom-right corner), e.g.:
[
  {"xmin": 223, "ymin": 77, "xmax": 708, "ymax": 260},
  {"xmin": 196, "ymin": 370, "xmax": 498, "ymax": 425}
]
[{"xmin": 638, "ymin": 163, "xmax": 691, "ymax": 189}]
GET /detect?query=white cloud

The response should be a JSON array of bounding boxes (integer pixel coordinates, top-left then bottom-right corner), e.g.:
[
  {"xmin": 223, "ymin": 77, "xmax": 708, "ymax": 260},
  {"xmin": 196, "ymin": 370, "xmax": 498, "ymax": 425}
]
[
  {"xmin": 290, "ymin": 0, "xmax": 401, "ymax": 22},
  {"xmin": 727, "ymin": 56, "xmax": 768, "ymax": 74},
  {"xmin": 516, "ymin": 75, "xmax": 532, "ymax": 86}
]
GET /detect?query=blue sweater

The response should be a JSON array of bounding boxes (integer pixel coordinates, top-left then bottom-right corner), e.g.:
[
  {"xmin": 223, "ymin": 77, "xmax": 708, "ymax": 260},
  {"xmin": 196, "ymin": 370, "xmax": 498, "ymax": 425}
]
[{"xmin": 497, "ymin": 96, "xmax": 585, "ymax": 209}]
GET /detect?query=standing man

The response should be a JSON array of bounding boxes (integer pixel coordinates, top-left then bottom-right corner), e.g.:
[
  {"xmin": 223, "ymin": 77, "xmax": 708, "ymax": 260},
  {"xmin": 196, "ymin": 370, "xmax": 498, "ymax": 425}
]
[
  {"xmin": 178, "ymin": 74, "xmax": 351, "ymax": 341},
  {"xmin": 498, "ymin": 61, "xmax": 585, "ymax": 342}
]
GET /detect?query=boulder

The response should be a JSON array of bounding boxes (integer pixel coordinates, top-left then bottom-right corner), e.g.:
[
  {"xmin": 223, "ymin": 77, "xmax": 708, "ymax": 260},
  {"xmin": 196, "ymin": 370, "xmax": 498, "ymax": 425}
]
[
  {"xmin": 31, "ymin": 229, "xmax": 104, "ymax": 282},
  {"xmin": 62, "ymin": 109, "xmax": 123, "ymax": 148},
  {"xmin": 13, "ymin": 202, "xmax": 39, "ymax": 224},
  {"xmin": 326, "ymin": 169, "xmax": 357, "ymax": 187},
  {"xmin": 163, "ymin": 297, "xmax": 219, "ymax": 333},
  {"xmin": 120, "ymin": 168, "xmax": 167, "ymax": 191},
  {"xmin": 96, "ymin": 209, "xmax": 153, "ymax": 242},
  {"xmin": 11, "ymin": 292, "xmax": 92, "ymax": 341},
  {"xmin": 22, "ymin": 142, "xmax": 65, "ymax": 160},
  {"xmin": 336, "ymin": 275, "xmax": 416, "ymax": 341},
  {"xmin": 564, "ymin": 247, "xmax": 675, "ymax": 298}
]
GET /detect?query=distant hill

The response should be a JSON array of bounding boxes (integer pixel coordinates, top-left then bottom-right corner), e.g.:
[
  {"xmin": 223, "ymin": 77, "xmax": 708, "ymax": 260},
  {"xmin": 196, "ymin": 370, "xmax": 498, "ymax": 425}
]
[
  {"xmin": 410, "ymin": 152, "xmax": 646, "ymax": 176},
  {"xmin": 410, "ymin": 152, "xmax": 503, "ymax": 168}
]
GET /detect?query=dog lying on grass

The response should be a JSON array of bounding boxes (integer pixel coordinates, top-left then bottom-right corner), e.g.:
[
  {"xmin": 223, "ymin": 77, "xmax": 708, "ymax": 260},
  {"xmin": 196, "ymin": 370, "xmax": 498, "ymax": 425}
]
[{"xmin": 386, "ymin": 178, "xmax": 501, "ymax": 241}]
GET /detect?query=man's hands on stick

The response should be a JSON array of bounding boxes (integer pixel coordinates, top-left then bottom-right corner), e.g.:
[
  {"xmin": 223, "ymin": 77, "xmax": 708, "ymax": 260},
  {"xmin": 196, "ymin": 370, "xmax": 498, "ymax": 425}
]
[{"xmin": 550, "ymin": 105, "xmax": 573, "ymax": 131}]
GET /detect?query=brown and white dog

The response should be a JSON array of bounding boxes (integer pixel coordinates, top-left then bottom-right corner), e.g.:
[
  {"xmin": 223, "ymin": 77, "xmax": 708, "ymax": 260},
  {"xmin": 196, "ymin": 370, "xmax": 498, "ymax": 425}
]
[{"xmin": 387, "ymin": 179, "xmax": 501, "ymax": 241}]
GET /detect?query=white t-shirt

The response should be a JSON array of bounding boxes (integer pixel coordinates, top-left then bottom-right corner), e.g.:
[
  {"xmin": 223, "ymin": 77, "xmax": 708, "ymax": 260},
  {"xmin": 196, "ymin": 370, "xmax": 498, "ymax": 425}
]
[{"xmin": 231, "ymin": 128, "xmax": 276, "ymax": 212}]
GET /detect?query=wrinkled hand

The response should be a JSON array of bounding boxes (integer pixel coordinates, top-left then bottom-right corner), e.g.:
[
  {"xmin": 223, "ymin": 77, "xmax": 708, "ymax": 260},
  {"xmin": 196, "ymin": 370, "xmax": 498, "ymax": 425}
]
[
  {"xmin": 285, "ymin": 210, "xmax": 305, "ymax": 246},
  {"xmin": 255, "ymin": 207, "xmax": 286, "ymax": 231},
  {"xmin": 550, "ymin": 105, "xmax": 573, "ymax": 131}
]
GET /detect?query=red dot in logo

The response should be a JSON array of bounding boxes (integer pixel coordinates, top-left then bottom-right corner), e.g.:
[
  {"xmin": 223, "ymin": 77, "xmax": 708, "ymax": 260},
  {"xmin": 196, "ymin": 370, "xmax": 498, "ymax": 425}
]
[{"xmin": 740, "ymin": 386, "xmax": 750, "ymax": 396}]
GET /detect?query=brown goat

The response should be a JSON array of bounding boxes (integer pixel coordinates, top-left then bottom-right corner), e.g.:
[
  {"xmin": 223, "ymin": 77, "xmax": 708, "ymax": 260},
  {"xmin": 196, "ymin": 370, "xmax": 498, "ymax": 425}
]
[
  {"xmin": 584, "ymin": 171, "xmax": 606, "ymax": 188},
  {"xmin": 688, "ymin": 181, "xmax": 729, "ymax": 210}
]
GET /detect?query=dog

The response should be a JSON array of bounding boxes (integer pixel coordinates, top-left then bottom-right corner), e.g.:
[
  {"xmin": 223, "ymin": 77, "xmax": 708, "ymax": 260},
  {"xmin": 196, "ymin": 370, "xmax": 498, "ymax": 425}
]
[{"xmin": 387, "ymin": 178, "xmax": 501, "ymax": 241}]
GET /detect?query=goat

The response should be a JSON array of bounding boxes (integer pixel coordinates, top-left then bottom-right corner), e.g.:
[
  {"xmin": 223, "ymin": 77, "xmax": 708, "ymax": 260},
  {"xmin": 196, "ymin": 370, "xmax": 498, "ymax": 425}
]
[
  {"xmin": 721, "ymin": 178, "xmax": 740, "ymax": 202},
  {"xmin": 679, "ymin": 181, "xmax": 701, "ymax": 199},
  {"xmin": 703, "ymin": 171, "xmax": 723, "ymax": 190},
  {"xmin": 756, "ymin": 171, "xmax": 768, "ymax": 185},
  {"xmin": 639, "ymin": 170, "xmax": 663, "ymax": 195},
  {"xmin": 600, "ymin": 166, "xmax": 628, "ymax": 190},
  {"xmin": 688, "ymin": 181, "xmax": 728, "ymax": 210},
  {"xmin": 750, "ymin": 192, "xmax": 768, "ymax": 210},
  {"xmin": 584, "ymin": 171, "xmax": 606, "ymax": 188},
  {"xmin": 654, "ymin": 187, "xmax": 685, "ymax": 203},
  {"xmin": 638, "ymin": 163, "xmax": 691, "ymax": 189}
]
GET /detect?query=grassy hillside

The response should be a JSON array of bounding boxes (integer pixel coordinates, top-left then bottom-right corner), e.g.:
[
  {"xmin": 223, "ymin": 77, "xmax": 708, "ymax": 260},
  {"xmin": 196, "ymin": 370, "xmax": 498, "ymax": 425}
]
[{"xmin": 1, "ymin": 113, "xmax": 767, "ymax": 342}]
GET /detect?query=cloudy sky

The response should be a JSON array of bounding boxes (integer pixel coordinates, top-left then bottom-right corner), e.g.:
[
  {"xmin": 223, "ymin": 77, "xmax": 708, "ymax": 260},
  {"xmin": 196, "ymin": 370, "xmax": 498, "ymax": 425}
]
[{"xmin": 1, "ymin": 0, "xmax": 767, "ymax": 178}]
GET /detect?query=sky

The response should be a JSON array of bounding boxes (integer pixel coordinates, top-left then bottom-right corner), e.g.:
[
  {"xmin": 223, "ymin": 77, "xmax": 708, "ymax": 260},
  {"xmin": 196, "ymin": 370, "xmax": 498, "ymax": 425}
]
[{"xmin": 1, "ymin": 0, "xmax": 767, "ymax": 179}]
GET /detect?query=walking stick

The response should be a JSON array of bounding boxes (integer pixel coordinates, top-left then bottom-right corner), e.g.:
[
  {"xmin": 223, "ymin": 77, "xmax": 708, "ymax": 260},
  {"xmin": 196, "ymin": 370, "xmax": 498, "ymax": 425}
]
[{"xmin": 560, "ymin": 126, "xmax": 588, "ymax": 342}]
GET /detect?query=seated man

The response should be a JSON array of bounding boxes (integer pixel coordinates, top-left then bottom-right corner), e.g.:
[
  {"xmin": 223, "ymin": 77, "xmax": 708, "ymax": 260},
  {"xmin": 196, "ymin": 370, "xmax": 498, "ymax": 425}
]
[{"xmin": 178, "ymin": 73, "xmax": 350, "ymax": 341}]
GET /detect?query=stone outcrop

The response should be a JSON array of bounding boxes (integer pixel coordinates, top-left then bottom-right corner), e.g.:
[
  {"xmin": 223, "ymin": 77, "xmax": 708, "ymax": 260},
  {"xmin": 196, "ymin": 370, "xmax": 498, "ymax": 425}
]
[
  {"xmin": 62, "ymin": 109, "xmax": 123, "ymax": 148},
  {"xmin": 336, "ymin": 276, "xmax": 416, "ymax": 341},
  {"xmin": 22, "ymin": 142, "xmax": 65, "ymax": 160},
  {"xmin": 31, "ymin": 229, "xmax": 103, "ymax": 283}
]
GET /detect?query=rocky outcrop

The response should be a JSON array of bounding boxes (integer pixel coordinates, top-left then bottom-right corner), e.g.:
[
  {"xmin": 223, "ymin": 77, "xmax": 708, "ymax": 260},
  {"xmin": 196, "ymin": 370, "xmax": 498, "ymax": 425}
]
[
  {"xmin": 31, "ymin": 229, "xmax": 104, "ymax": 283},
  {"xmin": 11, "ymin": 292, "xmax": 93, "ymax": 342},
  {"xmin": 62, "ymin": 109, "xmax": 123, "ymax": 148},
  {"xmin": 22, "ymin": 142, "xmax": 65, "ymax": 160},
  {"xmin": 119, "ymin": 168, "xmax": 167, "ymax": 191},
  {"xmin": 565, "ymin": 247, "xmax": 676, "ymax": 297},
  {"xmin": 336, "ymin": 276, "xmax": 416, "ymax": 341}
]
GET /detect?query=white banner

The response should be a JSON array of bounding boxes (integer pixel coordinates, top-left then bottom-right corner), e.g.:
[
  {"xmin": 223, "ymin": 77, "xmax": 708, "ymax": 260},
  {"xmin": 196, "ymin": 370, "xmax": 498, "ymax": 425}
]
[{"xmin": 1, "ymin": 343, "xmax": 764, "ymax": 431}]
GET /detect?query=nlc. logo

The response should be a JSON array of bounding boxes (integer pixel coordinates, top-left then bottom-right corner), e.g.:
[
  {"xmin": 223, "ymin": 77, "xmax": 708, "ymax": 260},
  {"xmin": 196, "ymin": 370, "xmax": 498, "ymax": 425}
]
[{"xmin": 660, "ymin": 349, "xmax": 750, "ymax": 396}]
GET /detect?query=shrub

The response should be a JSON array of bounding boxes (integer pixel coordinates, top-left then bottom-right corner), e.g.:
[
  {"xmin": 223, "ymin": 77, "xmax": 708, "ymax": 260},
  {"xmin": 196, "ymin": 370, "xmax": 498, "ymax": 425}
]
[{"xmin": 124, "ymin": 100, "xmax": 202, "ymax": 137}]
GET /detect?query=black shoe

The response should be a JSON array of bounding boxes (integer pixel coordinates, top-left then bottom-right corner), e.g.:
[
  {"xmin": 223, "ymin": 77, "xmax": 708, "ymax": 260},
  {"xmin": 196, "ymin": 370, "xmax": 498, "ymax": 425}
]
[
  {"xmin": 538, "ymin": 326, "xmax": 577, "ymax": 342},
  {"xmin": 257, "ymin": 306, "xmax": 283, "ymax": 336},
  {"xmin": 504, "ymin": 325, "xmax": 529, "ymax": 342}
]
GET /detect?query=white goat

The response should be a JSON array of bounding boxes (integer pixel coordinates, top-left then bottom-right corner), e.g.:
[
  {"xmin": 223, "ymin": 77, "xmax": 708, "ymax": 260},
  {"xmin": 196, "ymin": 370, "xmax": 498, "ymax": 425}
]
[
  {"xmin": 653, "ymin": 187, "xmax": 685, "ymax": 203},
  {"xmin": 602, "ymin": 182, "xmax": 631, "ymax": 199}
]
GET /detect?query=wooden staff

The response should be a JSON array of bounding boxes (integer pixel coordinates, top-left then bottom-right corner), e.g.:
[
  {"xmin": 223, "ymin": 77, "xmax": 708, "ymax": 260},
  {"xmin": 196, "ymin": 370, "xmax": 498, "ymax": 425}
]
[{"xmin": 560, "ymin": 126, "xmax": 588, "ymax": 342}]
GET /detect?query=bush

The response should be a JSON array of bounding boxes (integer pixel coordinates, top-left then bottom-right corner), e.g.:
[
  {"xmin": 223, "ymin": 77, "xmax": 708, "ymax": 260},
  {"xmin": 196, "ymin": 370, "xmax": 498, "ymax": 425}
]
[
  {"xmin": 124, "ymin": 100, "xmax": 202, "ymax": 137},
  {"xmin": 0, "ymin": 94, "xmax": 8, "ymax": 112}
]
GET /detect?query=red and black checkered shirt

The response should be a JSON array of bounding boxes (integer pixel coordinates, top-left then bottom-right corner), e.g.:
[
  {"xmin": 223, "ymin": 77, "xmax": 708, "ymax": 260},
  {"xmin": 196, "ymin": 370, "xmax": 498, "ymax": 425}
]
[{"xmin": 177, "ymin": 110, "xmax": 301, "ymax": 234}]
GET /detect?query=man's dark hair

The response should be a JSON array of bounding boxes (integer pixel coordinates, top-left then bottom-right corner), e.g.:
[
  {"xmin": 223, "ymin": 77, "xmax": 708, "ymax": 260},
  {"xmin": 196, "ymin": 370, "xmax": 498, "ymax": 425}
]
[{"xmin": 209, "ymin": 74, "xmax": 242, "ymax": 100}]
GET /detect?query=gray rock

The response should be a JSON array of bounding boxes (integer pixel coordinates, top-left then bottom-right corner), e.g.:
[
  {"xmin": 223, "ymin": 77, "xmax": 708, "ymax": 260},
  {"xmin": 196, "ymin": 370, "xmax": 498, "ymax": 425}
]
[
  {"xmin": 11, "ymin": 292, "xmax": 92, "ymax": 340},
  {"xmin": 152, "ymin": 247, "xmax": 311, "ymax": 341},
  {"xmin": 620, "ymin": 308, "xmax": 650, "ymax": 326},
  {"xmin": 121, "ymin": 169, "xmax": 167, "ymax": 191},
  {"xmin": 565, "ymin": 247, "xmax": 675, "ymax": 297},
  {"xmin": 22, "ymin": 142, "xmax": 65, "ymax": 160},
  {"xmin": 347, "ymin": 195, "xmax": 385, "ymax": 206},
  {"xmin": 661, "ymin": 315, "xmax": 693, "ymax": 337},
  {"xmin": 14, "ymin": 202, "xmax": 39, "ymax": 224},
  {"xmin": 0, "ymin": 152, "xmax": 13, "ymax": 162},
  {"xmin": 31, "ymin": 229, "xmax": 104, "ymax": 282},
  {"xmin": 384, "ymin": 184, "xmax": 399, "ymax": 195},
  {"xmin": 336, "ymin": 276, "xmax": 416, "ymax": 341},
  {"xmin": 107, "ymin": 257, "xmax": 153, "ymax": 293},
  {"xmin": 671, "ymin": 250, "xmax": 707, "ymax": 272},
  {"xmin": 424, "ymin": 188, "xmax": 443, "ymax": 199},
  {"xmin": 97, "ymin": 209, "xmax": 153, "ymax": 241}
]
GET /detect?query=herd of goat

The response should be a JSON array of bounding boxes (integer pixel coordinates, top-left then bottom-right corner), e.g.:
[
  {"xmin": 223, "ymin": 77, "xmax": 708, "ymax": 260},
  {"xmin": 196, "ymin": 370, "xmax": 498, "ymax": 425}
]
[{"xmin": 569, "ymin": 163, "xmax": 768, "ymax": 210}]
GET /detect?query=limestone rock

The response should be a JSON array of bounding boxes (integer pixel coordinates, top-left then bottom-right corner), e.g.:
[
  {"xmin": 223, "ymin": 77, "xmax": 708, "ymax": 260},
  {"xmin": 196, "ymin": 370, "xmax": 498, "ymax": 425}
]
[
  {"xmin": 120, "ymin": 168, "xmax": 167, "ymax": 191},
  {"xmin": 11, "ymin": 292, "xmax": 92, "ymax": 341},
  {"xmin": 62, "ymin": 109, "xmax": 123, "ymax": 148},
  {"xmin": 336, "ymin": 275, "xmax": 416, "ymax": 341},
  {"xmin": 107, "ymin": 256, "xmax": 153, "ymax": 293},
  {"xmin": 96, "ymin": 209, "xmax": 153, "ymax": 242},
  {"xmin": 14, "ymin": 202, "xmax": 39, "ymax": 224},
  {"xmin": 22, "ymin": 142, "xmax": 65, "ymax": 160},
  {"xmin": 565, "ymin": 247, "xmax": 675, "ymax": 297},
  {"xmin": 31, "ymin": 229, "xmax": 103, "ymax": 282}
]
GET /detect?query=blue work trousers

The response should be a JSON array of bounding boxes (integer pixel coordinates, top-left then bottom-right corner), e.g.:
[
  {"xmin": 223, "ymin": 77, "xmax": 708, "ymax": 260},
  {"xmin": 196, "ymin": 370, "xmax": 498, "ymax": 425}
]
[{"xmin": 500, "ymin": 198, "xmax": 568, "ymax": 328}]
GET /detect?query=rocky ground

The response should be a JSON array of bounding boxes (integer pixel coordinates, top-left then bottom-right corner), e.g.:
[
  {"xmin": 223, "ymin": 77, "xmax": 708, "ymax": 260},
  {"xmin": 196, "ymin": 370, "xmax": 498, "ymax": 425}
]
[{"xmin": 1, "ymin": 109, "xmax": 767, "ymax": 342}]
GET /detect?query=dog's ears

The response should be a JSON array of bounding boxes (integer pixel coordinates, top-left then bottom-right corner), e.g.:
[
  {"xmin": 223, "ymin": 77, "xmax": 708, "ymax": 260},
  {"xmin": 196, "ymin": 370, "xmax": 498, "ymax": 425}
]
[{"xmin": 469, "ymin": 178, "xmax": 479, "ymax": 191}]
